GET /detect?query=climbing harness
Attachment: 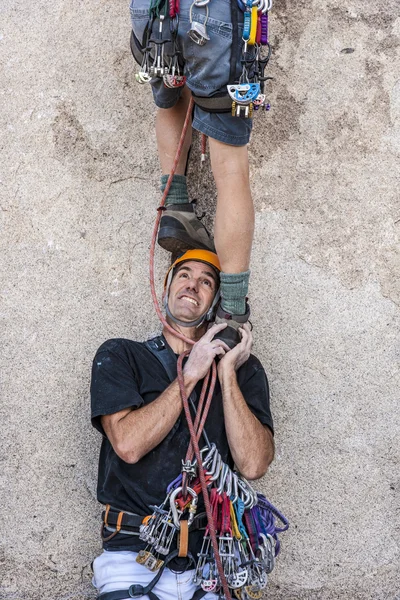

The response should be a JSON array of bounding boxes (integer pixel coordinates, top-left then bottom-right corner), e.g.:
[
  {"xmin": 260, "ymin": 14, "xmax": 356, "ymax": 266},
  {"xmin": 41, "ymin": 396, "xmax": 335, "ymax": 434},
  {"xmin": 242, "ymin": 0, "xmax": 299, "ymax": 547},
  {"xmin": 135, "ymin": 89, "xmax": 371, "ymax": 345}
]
[
  {"xmin": 131, "ymin": 0, "xmax": 273, "ymax": 117},
  {"xmin": 142, "ymin": 446, "xmax": 289, "ymax": 598}
]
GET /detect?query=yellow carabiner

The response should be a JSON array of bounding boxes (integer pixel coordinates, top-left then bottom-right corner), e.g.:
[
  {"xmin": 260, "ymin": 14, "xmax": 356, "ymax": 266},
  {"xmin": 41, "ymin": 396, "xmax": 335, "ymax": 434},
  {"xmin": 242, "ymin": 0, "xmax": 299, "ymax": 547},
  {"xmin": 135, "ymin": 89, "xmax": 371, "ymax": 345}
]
[{"xmin": 248, "ymin": 6, "xmax": 258, "ymax": 45}]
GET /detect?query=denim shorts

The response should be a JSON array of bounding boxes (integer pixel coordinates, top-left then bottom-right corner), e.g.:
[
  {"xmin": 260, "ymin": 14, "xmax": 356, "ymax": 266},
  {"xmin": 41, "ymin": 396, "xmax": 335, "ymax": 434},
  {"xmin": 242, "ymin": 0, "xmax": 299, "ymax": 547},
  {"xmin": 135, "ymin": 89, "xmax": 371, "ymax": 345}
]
[{"xmin": 129, "ymin": 0, "xmax": 253, "ymax": 146}]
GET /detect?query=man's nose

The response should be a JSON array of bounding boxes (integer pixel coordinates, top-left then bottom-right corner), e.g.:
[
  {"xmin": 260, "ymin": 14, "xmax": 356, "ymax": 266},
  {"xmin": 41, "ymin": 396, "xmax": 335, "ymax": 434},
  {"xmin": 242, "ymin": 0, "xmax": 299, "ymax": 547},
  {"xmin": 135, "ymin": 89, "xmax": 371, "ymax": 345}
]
[{"xmin": 186, "ymin": 278, "xmax": 198, "ymax": 292}]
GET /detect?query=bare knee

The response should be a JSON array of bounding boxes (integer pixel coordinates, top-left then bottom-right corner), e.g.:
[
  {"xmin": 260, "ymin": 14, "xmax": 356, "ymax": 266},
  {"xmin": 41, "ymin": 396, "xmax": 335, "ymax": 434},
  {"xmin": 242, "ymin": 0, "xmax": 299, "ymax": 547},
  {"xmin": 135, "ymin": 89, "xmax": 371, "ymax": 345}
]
[{"xmin": 209, "ymin": 138, "xmax": 249, "ymax": 183}]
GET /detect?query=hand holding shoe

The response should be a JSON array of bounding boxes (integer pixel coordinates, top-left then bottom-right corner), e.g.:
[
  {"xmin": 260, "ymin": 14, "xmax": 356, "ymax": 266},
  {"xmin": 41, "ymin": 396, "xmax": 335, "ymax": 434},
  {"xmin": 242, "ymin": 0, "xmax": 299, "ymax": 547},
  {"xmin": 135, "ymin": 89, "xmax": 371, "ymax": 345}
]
[
  {"xmin": 183, "ymin": 323, "xmax": 230, "ymax": 383},
  {"xmin": 217, "ymin": 323, "xmax": 253, "ymax": 375}
]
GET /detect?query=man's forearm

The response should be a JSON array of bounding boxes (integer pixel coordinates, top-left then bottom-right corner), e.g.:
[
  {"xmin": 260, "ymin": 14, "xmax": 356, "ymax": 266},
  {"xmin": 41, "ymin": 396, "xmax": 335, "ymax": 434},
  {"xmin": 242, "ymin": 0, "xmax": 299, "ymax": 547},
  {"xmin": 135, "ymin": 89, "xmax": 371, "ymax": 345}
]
[
  {"xmin": 219, "ymin": 367, "xmax": 274, "ymax": 479},
  {"xmin": 102, "ymin": 373, "xmax": 197, "ymax": 464}
]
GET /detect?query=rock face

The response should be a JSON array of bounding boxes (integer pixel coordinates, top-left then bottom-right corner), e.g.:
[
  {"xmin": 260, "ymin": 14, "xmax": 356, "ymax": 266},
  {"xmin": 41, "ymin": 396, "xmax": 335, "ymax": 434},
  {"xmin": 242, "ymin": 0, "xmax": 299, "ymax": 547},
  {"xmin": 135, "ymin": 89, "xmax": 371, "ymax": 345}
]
[{"xmin": 0, "ymin": 1, "xmax": 399, "ymax": 598}]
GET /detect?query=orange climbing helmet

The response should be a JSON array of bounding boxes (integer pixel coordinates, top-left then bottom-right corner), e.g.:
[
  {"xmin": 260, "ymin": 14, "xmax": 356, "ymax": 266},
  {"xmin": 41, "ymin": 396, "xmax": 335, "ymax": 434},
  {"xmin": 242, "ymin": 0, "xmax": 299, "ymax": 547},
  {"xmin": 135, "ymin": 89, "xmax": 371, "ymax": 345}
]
[
  {"xmin": 164, "ymin": 249, "xmax": 221, "ymax": 289},
  {"xmin": 163, "ymin": 249, "xmax": 221, "ymax": 328}
]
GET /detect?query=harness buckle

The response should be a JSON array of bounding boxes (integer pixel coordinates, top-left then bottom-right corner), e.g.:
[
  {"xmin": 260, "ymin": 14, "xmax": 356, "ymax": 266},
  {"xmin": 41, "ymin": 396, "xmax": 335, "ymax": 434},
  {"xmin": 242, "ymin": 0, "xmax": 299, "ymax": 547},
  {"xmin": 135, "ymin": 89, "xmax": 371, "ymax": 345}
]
[{"xmin": 128, "ymin": 584, "xmax": 146, "ymax": 598}]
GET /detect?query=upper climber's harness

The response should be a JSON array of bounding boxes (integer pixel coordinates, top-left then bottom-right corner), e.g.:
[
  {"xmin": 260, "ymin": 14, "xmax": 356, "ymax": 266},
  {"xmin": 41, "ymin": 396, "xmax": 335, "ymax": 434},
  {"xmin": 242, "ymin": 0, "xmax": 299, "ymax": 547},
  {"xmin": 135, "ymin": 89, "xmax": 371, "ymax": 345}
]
[
  {"xmin": 97, "ymin": 336, "xmax": 288, "ymax": 600},
  {"xmin": 130, "ymin": 0, "xmax": 273, "ymax": 117}
]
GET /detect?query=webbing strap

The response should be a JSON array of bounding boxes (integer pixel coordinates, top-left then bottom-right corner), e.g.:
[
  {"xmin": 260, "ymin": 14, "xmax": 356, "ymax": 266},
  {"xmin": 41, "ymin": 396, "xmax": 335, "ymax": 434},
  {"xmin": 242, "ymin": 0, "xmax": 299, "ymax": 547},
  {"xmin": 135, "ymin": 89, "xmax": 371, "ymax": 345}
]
[
  {"xmin": 98, "ymin": 589, "xmax": 160, "ymax": 600},
  {"xmin": 191, "ymin": 93, "xmax": 233, "ymax": 113},
  {"xmin": 178, "ymin": 519, "xmax": 189, "ymax": 557},
  {"xmin": 144, "ymin": 335, "xmax": 177, "ymax": 383},
  {"xmin": 144, "ymin": 335, "xmax": 210, "ymax": 444},
  {"xmin": 230, "ymin": 0, "xmax": 239, "ymax": 83},
  {"xmin": 99, "ymin": 589, "xmax": 207, "ymax": 600},
  {"xmin": 191, "ymin": 590, "xmax": 207, "ymax": 600}
]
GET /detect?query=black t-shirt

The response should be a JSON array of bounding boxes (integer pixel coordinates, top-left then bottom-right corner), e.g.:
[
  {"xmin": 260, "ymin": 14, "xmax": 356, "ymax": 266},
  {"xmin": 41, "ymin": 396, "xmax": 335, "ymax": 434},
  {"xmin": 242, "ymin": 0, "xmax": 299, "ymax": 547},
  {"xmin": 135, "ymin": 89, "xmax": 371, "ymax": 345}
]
[{"xmin": 90, "ymin": 337, "xmax": 273, "ymax": 556}]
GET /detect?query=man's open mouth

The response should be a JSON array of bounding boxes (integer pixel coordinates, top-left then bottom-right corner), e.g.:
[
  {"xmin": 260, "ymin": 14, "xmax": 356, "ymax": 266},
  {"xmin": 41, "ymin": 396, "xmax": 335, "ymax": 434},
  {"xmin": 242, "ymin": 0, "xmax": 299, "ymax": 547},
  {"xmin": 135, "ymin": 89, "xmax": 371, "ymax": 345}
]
[{"xmin": 180, "ymin": 295, "xmax": 199, "ymax": 306}]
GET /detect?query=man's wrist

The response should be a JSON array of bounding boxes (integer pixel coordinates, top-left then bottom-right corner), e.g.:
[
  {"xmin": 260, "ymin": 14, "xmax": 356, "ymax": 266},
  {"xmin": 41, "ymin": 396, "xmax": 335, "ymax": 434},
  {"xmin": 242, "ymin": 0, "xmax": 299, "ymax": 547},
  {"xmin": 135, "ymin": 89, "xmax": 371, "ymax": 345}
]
[
  {"xmin": 218, "ymin": 362, "xmax": 236, "ymax": 383},
  {"xmin": 182, "ymin": 369, "xmax": 198, "ymax": 392}
]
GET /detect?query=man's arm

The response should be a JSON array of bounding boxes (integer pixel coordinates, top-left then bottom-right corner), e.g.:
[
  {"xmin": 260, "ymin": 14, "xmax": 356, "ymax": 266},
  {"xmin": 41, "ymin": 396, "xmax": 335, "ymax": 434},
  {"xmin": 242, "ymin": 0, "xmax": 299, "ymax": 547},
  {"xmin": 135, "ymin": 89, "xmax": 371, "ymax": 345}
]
[
  {"xmin": 218, "ymin": 324, "xmax": 275, "ymax": 480},
  {"xmin": 102, "ymin": 376, "xmax": 193, "ymax": 464},
  {"xmin": 102, "ymin": 324, "xmax": 229, "ymax": 464}
]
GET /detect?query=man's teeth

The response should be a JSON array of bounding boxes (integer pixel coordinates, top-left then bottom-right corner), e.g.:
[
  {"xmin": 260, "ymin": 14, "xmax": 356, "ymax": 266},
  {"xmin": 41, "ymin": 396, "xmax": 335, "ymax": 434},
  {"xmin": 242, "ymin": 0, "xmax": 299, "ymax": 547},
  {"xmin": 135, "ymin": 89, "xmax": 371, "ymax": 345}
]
[{"xmin": 182, "ymin": 296, "xmax": 198, "ymax": 306}]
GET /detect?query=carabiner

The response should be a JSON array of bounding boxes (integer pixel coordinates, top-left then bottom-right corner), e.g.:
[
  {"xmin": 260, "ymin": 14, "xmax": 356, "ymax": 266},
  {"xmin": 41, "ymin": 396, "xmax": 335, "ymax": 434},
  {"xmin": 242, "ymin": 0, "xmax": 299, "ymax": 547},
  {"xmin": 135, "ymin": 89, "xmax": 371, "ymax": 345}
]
[
  {"xmin": 202, "ymin": 443, "xmax": 216, "ymax": 469},
  {"xmin": 230, "ymin": 472, "xmax": 239, "ymax": 503},
  {"xmin": 217, "ymin": 463, "xmax": 229, "ymax": 494},
  {"xmin": 237, "ymin": 478, "xmax": 252, "ymax": 509},
  {"xmin": 225, "ymin": 469, "xmax": 233, "ymax": 497},
  {"xmin": 170, "ymin": 486, "xmax": 198, "ymax": 528},
  {"xmin": 210, "ymin": 453, "xmax": 223, "ymax": 481},
  {"xmin": 206, "ymin": 446, "xmax": 220, "ymax": 478}
]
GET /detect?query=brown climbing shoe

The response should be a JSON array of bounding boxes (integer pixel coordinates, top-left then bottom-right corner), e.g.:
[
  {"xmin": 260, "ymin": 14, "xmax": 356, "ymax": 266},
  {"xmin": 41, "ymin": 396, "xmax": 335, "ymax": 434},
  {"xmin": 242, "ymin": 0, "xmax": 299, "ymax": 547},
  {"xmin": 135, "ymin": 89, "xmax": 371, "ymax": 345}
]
[
  {"xmin": 213, "ymin": 304, "xmax": 251, "ymax": 350},
  {"xmin": 158, "ymin": 203, "xmax": 215, "ymax": 254}
]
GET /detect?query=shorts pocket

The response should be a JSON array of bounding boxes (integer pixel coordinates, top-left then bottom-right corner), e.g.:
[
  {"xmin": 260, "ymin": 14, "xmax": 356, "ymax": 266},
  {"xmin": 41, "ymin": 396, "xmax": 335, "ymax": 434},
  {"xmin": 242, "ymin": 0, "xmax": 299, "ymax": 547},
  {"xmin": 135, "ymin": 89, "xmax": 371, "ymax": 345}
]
[
  {"xmin": 129, "ymin": 3, "xmax": 150, "ymax": 47},
  {"xmin": 182, "ymin": 14, "xmax": 233, "ymax": 94}
]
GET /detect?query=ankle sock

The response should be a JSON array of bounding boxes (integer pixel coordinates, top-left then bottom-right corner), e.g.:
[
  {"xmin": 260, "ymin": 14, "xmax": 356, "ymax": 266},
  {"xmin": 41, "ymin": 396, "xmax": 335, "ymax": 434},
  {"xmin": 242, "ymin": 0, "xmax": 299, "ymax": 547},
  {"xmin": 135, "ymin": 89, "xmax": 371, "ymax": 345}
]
[
  {"xmin": 220, "ymin": 270, "xmax": 250, "ymax": 316},
  {"xmin": 161, "ymin": 174, "xmax": 189, "ymax": 206}
]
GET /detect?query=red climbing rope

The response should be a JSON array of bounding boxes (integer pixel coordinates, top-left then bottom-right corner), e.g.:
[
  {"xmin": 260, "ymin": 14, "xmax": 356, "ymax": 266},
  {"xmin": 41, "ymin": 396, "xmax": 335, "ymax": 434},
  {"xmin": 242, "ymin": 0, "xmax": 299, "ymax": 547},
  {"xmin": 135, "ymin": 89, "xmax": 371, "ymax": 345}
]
[
  {"xmin": 178, "ymin": 353, "xmax": 232, "ymax": 600},
  {"xmin": 149, "ymin": 97, "xmax": 195, "ymax": 346},
  {"xmin": 149, "ymin": 98, "xmax": 232, "ymax": 599}
]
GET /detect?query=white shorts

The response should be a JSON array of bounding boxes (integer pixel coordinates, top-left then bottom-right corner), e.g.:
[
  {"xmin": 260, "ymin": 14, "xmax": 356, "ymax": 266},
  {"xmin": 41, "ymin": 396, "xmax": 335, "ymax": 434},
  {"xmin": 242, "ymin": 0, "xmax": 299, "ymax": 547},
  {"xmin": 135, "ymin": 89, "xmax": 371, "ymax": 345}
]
[{"xmin": 92, "ymin": 550, "xmax": 219, "ymax": 600}]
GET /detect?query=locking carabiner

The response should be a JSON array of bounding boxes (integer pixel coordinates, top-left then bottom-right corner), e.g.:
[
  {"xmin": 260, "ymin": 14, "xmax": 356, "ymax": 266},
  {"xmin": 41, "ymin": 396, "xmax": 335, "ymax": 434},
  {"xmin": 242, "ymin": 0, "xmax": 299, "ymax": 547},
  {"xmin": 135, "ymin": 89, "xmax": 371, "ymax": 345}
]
[{"xmin": 170, "ymin": 486, "xmax": 198, "ymax": 528}]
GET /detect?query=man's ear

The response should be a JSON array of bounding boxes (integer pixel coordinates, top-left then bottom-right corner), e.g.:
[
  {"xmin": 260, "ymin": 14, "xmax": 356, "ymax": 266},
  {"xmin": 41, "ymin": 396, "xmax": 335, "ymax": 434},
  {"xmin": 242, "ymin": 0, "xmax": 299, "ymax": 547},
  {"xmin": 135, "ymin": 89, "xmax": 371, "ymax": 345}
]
[{"xmin": 205, "ymin": 291, "xmax": 221, "ymax": 322}]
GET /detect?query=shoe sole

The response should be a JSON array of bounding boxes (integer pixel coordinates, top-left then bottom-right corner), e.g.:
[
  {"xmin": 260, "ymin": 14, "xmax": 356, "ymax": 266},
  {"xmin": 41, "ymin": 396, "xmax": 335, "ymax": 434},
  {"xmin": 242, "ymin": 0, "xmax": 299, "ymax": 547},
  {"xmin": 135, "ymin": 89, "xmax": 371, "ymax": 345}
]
[
  {"xmin": 213, "ymin": 329, "xmax": 240, "ymax": 350},
  {"xmin": 158, "ymin": 226, "xmax": 215, "ymax": 254}
]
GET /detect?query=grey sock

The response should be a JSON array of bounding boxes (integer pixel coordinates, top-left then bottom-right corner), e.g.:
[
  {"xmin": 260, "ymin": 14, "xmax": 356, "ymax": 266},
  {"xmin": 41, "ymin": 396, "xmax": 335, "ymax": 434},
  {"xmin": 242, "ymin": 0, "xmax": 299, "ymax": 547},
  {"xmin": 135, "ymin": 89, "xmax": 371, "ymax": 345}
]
[
  {"xmin": 161, "ymin": 174, "xmax": 189, "ymax": 206},
  {"xmin": 220, "ymin": 270, "xmax": 250, "ymax": 315}
]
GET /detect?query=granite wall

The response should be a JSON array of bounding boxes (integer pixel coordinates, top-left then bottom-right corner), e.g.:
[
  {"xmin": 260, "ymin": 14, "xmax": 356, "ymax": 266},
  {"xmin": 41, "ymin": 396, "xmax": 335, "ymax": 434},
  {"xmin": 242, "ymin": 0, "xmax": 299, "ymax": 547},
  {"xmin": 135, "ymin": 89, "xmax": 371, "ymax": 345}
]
[{"xmin": 0, "ymin": 0, "xmax": 399, "ymax": 598}]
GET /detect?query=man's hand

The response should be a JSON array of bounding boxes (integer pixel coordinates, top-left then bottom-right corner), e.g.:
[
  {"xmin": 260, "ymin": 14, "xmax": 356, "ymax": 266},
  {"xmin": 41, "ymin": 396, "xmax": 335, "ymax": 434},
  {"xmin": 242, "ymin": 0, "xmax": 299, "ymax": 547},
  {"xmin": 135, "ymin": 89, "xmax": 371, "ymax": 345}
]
[
  {"xmin": 183, "ymin": 323, "xmax": 230, "ymax": 383},
  {"xmin": 218, "ymin": 323, "xmax": 253, "ymax": 375}
]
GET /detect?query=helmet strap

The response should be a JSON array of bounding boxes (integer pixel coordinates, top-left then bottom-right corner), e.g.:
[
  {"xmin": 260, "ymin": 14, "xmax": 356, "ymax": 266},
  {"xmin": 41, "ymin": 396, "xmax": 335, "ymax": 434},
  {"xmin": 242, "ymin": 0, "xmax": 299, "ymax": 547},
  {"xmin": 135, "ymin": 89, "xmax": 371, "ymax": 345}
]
[{"xmin": 163, "ymin": 289, "xmax": 220, "ymax": 329}]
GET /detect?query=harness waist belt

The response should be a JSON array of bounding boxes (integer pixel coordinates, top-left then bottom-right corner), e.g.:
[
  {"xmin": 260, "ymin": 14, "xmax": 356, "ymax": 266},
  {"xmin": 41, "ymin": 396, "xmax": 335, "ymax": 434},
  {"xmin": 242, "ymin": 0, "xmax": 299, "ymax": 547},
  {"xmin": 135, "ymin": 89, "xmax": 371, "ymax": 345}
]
[
  {"xmin": 192, "ymin": 93, "xmax": 233, "ymax": 113},
  {"xmin": 102, "ymin": 507, "xmax": 143, "ymax": 532},
  {"xmin": 102, "ymin": 507, "xmax": 208, "ymax": 534}
]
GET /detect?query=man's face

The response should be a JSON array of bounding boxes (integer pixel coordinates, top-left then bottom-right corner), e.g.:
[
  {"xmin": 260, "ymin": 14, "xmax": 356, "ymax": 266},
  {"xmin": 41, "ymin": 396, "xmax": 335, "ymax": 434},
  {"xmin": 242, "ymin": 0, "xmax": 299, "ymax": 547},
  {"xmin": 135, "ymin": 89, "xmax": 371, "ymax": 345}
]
[{"xmin": 167, "ymin": 260, "xmax": 218, "ymax": 323}]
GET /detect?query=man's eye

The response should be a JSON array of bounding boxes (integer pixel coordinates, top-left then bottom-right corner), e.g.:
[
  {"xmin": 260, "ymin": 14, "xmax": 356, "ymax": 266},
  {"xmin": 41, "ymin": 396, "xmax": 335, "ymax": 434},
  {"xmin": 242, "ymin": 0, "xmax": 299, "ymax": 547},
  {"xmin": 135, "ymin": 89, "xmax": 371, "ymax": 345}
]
[{"xmin": 203, "ymin": 280, "xmax": 212, "ymax": 287}]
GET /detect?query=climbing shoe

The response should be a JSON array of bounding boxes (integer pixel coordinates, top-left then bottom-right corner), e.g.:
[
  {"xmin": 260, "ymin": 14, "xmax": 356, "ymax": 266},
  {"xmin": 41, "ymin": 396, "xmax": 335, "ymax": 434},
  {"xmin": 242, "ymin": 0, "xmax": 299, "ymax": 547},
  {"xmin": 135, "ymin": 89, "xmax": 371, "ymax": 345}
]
[
  {"xmin": 213, "ymin": 304, "xmax": 251, "ymax": 350},
  {"xmin": 158, "ymin": 202, "xmax": 215, "ymax": 255}
]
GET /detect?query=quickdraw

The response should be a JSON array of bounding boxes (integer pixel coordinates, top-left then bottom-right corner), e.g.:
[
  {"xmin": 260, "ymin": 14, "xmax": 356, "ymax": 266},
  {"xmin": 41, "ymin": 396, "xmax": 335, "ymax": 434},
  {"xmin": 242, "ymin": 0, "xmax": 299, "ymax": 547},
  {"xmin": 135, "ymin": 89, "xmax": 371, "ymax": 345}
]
[{"xmin": 228, "ymin": 0, "xmax": 273, "ymax": 118}]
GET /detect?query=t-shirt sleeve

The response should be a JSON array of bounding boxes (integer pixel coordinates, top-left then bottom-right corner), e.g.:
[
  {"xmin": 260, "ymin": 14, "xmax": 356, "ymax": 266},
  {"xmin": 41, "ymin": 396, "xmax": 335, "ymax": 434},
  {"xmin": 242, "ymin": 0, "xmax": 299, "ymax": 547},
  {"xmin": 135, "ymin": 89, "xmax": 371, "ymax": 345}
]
[
  {"xmin": 90, "ymin": 340, "xmax": 144, "ymax": 436},
  {"xmin": 239, "ymin": 357, "xmax": 274, "ymax": 435}
]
